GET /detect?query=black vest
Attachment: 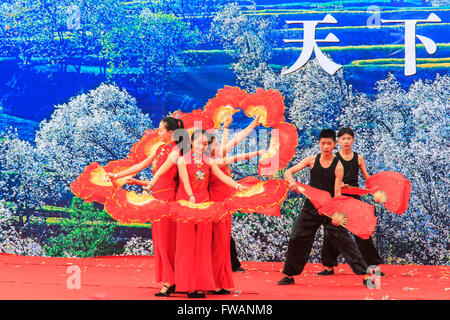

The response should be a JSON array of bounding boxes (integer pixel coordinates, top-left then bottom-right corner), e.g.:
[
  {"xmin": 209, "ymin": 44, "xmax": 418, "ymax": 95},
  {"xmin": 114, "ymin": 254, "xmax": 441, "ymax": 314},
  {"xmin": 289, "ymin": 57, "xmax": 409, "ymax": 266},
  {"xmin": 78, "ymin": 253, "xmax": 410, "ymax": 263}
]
[
  {"xmin": 303, "ymin": 154, "xmax": 339, "ymax": 211},
  {"xmin": 335, "ymin": 151, "xmax": 359, "ymax": 187}
]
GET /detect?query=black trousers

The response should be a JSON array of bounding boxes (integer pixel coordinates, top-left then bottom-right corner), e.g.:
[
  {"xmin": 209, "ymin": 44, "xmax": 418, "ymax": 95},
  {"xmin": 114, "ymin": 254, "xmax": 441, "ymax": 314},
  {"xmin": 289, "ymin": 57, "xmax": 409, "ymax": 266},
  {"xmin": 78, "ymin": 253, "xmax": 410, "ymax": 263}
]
[
  {"xmin": 282, "ymin": 207, "xmax": 368, "ymax": 276},
  {"xmin": 230, "ymin": 236, "xmax": 241, "ymax": 270},
  {"xmin": 322, "ymin": 230, "xmax": 383, "ymax": 268}
]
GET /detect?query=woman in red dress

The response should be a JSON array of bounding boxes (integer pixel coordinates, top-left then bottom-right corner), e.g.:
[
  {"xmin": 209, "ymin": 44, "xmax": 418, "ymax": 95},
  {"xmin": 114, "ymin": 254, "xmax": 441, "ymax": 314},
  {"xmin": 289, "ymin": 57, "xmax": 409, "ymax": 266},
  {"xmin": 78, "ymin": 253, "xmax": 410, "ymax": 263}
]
[
  {"xmin": 206, "ymin": 116, "xmax": 262, "ymax": 294},
  {"xmin": 107, "ymin": 117, "xmax": 188, "ymax": 297},
  {"xmin": 174, "ymin": 129, "xmax": 249, "ymax": 298}
]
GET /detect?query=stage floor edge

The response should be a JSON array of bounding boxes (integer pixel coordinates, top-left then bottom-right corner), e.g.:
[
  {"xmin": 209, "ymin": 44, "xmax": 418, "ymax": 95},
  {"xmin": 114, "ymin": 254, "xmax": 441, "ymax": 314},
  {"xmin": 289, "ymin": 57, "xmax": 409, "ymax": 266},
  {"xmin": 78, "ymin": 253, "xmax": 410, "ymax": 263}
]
[{"xmin": 0, "ymin": 253, "xmax": 448, "ymax": 300}]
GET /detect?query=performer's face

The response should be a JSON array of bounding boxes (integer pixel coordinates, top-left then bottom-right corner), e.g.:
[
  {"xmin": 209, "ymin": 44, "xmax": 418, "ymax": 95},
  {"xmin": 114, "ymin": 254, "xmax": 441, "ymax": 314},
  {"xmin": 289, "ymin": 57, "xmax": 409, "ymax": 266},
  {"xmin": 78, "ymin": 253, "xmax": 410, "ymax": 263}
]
[
  {"xmin": 319, "ymin": 138, "xmax": 336, "ymax": 155},
  {"xmin": 192, "ymin": 134, "xmax": 209, "ymax": 155},
  {"xmin": 208, "ymin": 137, "xmax": 220, "ymax": 158},
  {"xmin": 158, "ymin": 121, "xmax": 173, "ymax": 143},
  {"xmin": 338, "ymin": 133, "xmax": 354, "ymax": 151}
]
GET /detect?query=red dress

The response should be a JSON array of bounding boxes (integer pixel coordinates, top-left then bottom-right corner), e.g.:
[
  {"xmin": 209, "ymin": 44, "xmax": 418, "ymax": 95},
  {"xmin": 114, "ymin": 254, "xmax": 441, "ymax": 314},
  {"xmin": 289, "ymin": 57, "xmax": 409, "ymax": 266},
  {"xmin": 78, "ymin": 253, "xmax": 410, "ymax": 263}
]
[
  {"xmin": 151, "ymin": 142, "xmax": 178, "ymax": 285},
  {"xmin": 174, "ymin": 154, "xmax": 216, "ymax": 292},
  {"xmin": 209, "ymin": 165, "xmax": 234, "ymax": 289}
]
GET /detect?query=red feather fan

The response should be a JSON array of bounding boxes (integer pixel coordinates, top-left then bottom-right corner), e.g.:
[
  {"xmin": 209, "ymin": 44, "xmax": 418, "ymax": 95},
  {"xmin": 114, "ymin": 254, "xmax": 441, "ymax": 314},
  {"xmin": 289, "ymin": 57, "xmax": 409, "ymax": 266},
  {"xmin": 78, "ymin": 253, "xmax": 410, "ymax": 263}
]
[
  {"xmin": 318, "ymin": 196, "xmax": 377, "ymax": 240},
  {"xmin": 365, "ymin": 171, "xmax": 411, "ymax": 215},
  {"xmin": 203, "ymin": 86, "xmax": 247, "ymax": 129},
  {"xmin": 127, "ymin": 129, "xmax": 164, "ymax": 163},
  {"xmin": 170, "ymin": 200, "xmax": 231, "ymax": 223},
  {"xmin": 225, "ymin": 176, "xmax": 289, "ymax": 215},
  {"xmin": 294, "ymin": 182, "xmax": 333, "ymax": 209},
  {"xmin": 70, "ymin": 159, "xmax": 136, "ymax": 204},
  {"xmin": 341, "ymin": 186, "xmax": 372, "ymax": 196},
  {"xmin": 172, "ymin": 109, "xmax": 215, "ymax": 132},
  {"xmin": 241, "ymin": 88, "xmax": 286, "ymax": 128},
  {"xmin": 104, "ymin": 189, "xmax": 169, "ymax": 224}
]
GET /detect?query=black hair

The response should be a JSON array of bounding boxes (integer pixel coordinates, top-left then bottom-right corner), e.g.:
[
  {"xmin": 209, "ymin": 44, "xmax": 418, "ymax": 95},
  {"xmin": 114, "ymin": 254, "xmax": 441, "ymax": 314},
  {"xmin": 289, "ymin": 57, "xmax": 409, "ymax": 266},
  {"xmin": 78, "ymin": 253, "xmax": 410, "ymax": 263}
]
[
  {"xmin": 207, "ymin": 133, "xmax": 217, "ymax": 145},
  {"xmin": 337, "ymin": 127, "xmax": 354, "ymax": 138},
  {"xmin": 161, "ymin": 116, "xmax": 184, "ymax": 131},
  {"xmin": 319, "ymin": 129, "xmax": 336, "ymax": 142},
  {"xmin": 204, "ymin": 133, "xmax": 218, "ymax": 157},
  {"xmin": 161, "ymin": 116, "xmax": 190, "ymax": 155},
  {"xmin": 190, "ymin": 128, "xmax": 211, "ymax": 142}
]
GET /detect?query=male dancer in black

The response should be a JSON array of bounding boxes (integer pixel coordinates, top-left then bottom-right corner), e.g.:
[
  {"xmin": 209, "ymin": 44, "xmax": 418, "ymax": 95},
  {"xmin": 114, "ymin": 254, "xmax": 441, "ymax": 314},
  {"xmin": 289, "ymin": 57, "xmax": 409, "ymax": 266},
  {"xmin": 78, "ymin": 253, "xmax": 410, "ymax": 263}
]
[
  {"xmin": 278, "ymin": 129, "xmax": 371, "ymax": 287},
  {"xmin": 318, "ymin": 127, "xmax": 384, "ymax": 276}
]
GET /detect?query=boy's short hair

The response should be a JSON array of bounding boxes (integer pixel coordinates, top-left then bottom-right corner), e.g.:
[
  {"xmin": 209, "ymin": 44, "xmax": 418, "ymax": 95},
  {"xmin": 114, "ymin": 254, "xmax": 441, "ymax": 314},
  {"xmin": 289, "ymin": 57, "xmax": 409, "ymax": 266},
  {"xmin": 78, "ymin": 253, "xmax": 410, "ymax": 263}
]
[
  {"xmin": 337, "ymin": 127, "xmax": 354, "ymax": 138},
  {"xmin": 319, "ymin": 129, "xmax": 336, "ymax": 142}
]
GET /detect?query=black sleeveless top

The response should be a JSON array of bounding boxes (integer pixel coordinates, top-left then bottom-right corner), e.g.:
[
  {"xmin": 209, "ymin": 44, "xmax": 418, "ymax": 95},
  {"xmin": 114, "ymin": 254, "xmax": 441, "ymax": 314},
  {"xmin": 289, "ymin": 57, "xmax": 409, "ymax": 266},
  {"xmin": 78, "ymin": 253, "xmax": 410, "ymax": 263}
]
[
  {"xmin": 303, "ymin": 154, "xmax": 339, "ymax": 212},
  {"xmin": 335, "ymin": 151, "xmax": 359, "ymax": 187}
]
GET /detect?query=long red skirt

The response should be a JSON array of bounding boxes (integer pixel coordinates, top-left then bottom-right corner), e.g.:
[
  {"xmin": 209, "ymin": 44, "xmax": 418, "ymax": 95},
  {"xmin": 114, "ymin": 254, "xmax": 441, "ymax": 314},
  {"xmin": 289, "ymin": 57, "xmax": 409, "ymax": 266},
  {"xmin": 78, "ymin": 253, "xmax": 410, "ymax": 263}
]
[
  {"xmin": 174, "ymin": 221, "xmax": 215, "ymax": 292},
  {"xmin": 211, "ymin": 216, "xmax": 234, "ymax": 289},
  {"xmin": 152, "ymin": 188, "xmax": 177, "ymax": 284},
  {"xmin": 210, "ymin": 172, "xmax": 234, "ymax": 289}
]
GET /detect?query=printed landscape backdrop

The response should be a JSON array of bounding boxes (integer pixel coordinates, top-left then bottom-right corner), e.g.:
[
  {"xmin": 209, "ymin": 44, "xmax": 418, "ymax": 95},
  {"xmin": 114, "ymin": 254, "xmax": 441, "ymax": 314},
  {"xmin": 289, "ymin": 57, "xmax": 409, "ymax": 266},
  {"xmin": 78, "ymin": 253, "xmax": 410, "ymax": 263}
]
[{"xmin": 0, "ymin": 0, "xmax": 448, "ymax": 265}]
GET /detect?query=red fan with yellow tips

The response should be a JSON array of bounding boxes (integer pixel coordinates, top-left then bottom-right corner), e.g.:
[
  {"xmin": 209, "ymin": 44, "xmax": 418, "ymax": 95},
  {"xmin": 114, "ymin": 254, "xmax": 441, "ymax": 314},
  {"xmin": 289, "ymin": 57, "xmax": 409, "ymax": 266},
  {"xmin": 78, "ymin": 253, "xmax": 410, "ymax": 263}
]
[
  {"xmin": 241, "ymin": 88, "xmax": 286, "ymax": 128},
  {"xmin": 225, "ymin": 176, "xmax": 289, "ymax": 215},
  {"xmin": 172, "ymin": 109, "xmax": 215, "ymax": 133},
  {"xmin": 70, "ymin": 159, "xmax": 136, "ymax": 204},
  {"xmin": 104, "ymin": 189, "xmax": 169, "ymax": 224},
  {"xmin": 258, "ymin": 122, "xmax": 298, "ymax": 176},
  {"xmin": 128, "ymin": 129, "xmax": 164, "ymax": 163},
  {"xmin": 365, "ymin": 171, "xmax": 411, "ymax": 215},
  {"xmin": 203, "ymin": 86, "xmax": 247, "ymax": 129},
  {"xmin": 294, "ymin": 182, "xmax": 333, "ymax": 209},
  {"xmin": 170, "ymin": 200, "xmax": 231, "ymax": 223},
  {"xmin": 103, "ymin": 159, "xmax": 137, "ymax": 183},
  {"xmin": 318, "ymin": 196, "xmax": 377, "ymax": 240}
]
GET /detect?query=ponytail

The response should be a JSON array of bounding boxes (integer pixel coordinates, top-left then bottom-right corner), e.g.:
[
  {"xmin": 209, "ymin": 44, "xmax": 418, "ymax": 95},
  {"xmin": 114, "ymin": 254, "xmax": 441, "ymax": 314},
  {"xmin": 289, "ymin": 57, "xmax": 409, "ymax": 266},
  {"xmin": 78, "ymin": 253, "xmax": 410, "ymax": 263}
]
[{"xmin": 161, "ymin": 116, "xmax": 190, "ymax": 155}]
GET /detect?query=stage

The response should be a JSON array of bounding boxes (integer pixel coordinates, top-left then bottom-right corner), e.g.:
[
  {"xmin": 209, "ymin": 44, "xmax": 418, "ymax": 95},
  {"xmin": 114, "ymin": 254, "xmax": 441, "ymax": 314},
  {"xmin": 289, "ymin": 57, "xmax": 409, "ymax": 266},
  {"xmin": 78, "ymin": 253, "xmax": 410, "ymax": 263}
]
[{"xmin": 0, "ymin": 253, "xmax": 448, "ymax": 300}]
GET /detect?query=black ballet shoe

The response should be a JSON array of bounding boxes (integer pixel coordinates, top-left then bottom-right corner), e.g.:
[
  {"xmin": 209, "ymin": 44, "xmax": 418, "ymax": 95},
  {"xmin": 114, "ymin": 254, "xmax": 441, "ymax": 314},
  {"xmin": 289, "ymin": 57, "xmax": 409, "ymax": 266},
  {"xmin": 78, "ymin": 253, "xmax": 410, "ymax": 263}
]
[
  {"xmin": 232, "ymin": 267, "xmax": 245, "ymax": 272},
  {"xmin": 317, "ymin": 269, "xmax": 334, "ymax": 276},
  {"xmin": 209, "ymin": 289, "xmax": 230, "ymax": 295},
  {"xmin": 155, "ymin": 284, "xmax": 176, "ymax": 297}
]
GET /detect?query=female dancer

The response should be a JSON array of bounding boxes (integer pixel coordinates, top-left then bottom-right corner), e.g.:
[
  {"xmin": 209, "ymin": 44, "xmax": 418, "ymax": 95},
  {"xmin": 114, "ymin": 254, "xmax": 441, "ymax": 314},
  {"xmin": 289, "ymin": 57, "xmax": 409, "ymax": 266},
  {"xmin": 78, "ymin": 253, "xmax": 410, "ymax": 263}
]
[
  {"xmin": 206, "ymin": 115, "xmax": 262, "ymax": 294},
  {"xmin": 174, "ymin": 129, "xmax": 250, "ymax": 298},
  {"xmin": 106, "ymin": 117, "xmax": 188, "ymax": 297}
]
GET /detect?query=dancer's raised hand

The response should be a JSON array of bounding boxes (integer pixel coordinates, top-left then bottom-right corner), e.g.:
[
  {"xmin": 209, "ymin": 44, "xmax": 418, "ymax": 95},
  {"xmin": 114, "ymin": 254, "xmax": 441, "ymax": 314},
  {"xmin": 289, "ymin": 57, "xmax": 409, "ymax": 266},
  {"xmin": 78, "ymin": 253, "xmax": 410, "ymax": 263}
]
[{"xmin": 223, "ymin": 115, "xmax": 233, "ymax": 128}]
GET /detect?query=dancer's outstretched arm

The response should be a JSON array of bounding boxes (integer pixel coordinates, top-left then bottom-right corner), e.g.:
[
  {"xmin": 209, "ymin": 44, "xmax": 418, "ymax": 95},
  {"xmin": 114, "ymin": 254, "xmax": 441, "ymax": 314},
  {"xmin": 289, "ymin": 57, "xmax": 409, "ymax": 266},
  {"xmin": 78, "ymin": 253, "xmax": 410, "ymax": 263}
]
[
  {"xmin": 212, "ymin": 150, "xmax": 266, "ymax": 166},
  {"xmin": 144, "ymin": 150, "xmax": 179, "ymax": 191},
  {"xmin": 222, "ymin": 116, "xmax": 261, "ymax": 155},
  {"xmin": 220, "ymin": 116, "xmax": 233, "ymax": 158},
  {"xmin": 210, "ymin": 163, "xmax": 248, "ymax": 191},
  {"xmin": 177, "ymin": 157, "xmax": 195, "ymax": 203},
  {"xmin": 106, "ymin": 153, "xmax": 156, "ymax": 180},
  {"xmin": 123, "ymin": 178, "xmax": 149, "ymax": 187},
  {"xmin": 284, "ymin": 156, "xmax": 315, "ymax": 191}
]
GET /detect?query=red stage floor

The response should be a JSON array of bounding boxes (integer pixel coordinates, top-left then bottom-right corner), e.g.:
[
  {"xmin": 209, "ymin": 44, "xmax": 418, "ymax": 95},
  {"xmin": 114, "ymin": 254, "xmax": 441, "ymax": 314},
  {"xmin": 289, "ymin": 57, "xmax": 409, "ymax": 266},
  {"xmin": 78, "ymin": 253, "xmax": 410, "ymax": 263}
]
[{"xmin": 0, "ymin": 253, "xmax": 448, "ymax": 300}]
